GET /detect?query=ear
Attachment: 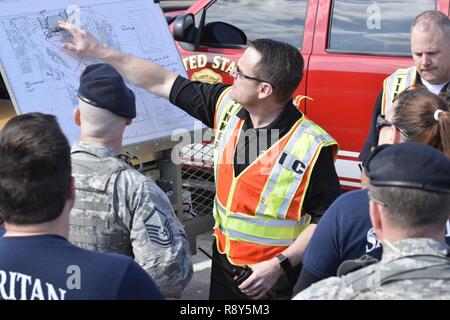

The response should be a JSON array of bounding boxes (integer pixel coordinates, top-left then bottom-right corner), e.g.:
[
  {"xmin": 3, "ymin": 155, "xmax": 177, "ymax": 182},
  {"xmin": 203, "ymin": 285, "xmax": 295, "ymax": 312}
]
[
  {"xmin": 369, "ymin": 199, "xmax": 384, "ymax": 241},
  {"xmin": 68, "ymin": 177, "xmax": 76, "ymax": 201},
  {"xmin": 391, "ymin": 127, "xmax": 405, "ymax": 144},
  {"xmin": 385, "ymin": 125, "xmax": 397, "ymax": 144},
  {"xmin": 360, "ymin": 167, "xmax": 370, "ymax": 189},
  {"xmin": 258, "ymin": 82, "xmax": 273, "ymax": 99},
  {"xmin": 73, "ymin": 107, "xmax": 81, "ymax": 127}
]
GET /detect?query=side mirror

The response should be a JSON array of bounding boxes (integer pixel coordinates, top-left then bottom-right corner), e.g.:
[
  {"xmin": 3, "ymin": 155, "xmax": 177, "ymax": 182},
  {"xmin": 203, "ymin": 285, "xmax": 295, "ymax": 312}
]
[
  {"xmin": 201, "ymin": 22, "xmax": 247, "ymax": 46},
  {"xmin": 173, "ymin": 13, "xmax": 198, "ymax": 50},
  {"xmin": 172, "ymin": 13, "xmax": 248, "ymax": 50},
  {"xmin": 165, "ymin": 15, "xmax": 176, "ymax": 25}
]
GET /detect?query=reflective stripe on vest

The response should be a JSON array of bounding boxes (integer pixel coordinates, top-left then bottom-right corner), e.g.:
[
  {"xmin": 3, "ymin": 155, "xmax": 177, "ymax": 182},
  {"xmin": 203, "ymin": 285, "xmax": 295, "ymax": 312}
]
[
  {"xmin": 212, "ymin": 90, "xmax": 338, "ymax": 254},
  {"xmin": 382, "ymin": 66, "xmax": 417, "ymax": 116},
  {"xmin": 214, "ymin": 198, "xmax": 309, "ymax": 246},
  {"xmin": 214, "ymin": 87, "xmax": 234, "ymax": 129},
  {"xmin": 214, "ymin": 87, "xmax": 242, "ymax": 180},
  {"xmin": 256, "ymin": 118, "xmax": 337, "ymax": 220}
]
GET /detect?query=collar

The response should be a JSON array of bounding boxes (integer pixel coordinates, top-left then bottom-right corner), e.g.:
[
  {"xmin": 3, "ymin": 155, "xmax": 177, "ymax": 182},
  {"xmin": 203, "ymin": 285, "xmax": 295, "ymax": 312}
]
[
  {"xmin": 419, "ymin": 78, "xmax": 448, "ymax": 95},
  {"xmin": 71, "ymin": 141, "xmax": 119, "ymax": 158},
  {"xmin": 235, "ymin": 100, "xmax": 302, "ymax": 130},
  {"xmin": 416, "ymin": 75, "xmax": 450, "ymax": 94},
  {"xmin": 382, "ymin": 238, "xmax": 449, "ymax": 262}
]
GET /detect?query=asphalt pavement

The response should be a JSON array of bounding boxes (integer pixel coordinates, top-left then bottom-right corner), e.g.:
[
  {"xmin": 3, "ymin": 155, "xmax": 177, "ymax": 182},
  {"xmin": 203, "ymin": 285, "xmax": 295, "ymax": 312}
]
[{"xmin": 180, "ymin": 231, "xmax": 214, "ymax": 300}]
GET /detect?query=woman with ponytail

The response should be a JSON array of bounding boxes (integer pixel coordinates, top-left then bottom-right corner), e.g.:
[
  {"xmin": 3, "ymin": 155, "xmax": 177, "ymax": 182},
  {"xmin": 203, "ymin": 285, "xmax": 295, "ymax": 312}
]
[
  {"xmin": 379, "ymin": 85, "xmax": 450, "ymax": 157},
  {"xmin": 293, "ymin": 86, "xmax": 450, "ymax": 295}
]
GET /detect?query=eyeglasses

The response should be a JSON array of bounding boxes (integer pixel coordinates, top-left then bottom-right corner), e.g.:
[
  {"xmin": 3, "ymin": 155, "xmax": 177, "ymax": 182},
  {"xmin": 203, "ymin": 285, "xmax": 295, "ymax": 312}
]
[
  {"xmin": 376, "ymin": 115, "xmax": 408, "ymax": 138},
  {"xmin": 232, "ymin": 65, "xmax": 276, "ymax": 88},
  {"xmin": 368, "ymin": 190, "xmax": 388, "ymax": 207}
]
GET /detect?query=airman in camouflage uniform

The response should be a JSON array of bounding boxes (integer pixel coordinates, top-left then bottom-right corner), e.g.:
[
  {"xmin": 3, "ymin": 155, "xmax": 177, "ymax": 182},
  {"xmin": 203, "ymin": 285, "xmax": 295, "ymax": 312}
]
[
  {"xmin": 69, "ymin": 64, "xmax": 193, "ymax": 298},
  {"xmin": 294, "ymin": 142, "xmax": 450, "ymax": 300},
  {"xmin": 294, "ymin": 238, "xmax": 450, "ymax": 300}
]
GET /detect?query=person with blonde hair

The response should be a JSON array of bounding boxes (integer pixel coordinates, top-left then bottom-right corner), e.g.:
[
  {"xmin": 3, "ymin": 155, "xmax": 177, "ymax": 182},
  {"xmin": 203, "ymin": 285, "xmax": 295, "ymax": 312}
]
[
  {"xmin": 360, "ymin": 10, "xmax": 450, "ymax": 165},
  {"xmin": 294, "ymin": 141, "xmax": 450, "ymax": 300},
  {"xmin": 293, "ymin": 86, "xmax": 450, "ymax": 294}
]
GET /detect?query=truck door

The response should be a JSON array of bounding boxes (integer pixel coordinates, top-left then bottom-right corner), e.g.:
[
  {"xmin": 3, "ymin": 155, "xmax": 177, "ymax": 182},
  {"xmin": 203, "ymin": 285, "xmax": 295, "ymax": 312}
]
[{"xmin": 305, "ymin": 0, "xmax": 439, "ymax": 189}]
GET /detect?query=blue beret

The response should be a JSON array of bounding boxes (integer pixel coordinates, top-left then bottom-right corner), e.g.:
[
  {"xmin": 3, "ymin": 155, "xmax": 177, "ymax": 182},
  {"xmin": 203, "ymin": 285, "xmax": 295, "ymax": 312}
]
[
  {"xmin": 78, "ymin": 63, "xmax": 136, "ymax": 119},
  {"xmin": 366, "ymin": 142, "xmax": 450, "ymax": 193}
]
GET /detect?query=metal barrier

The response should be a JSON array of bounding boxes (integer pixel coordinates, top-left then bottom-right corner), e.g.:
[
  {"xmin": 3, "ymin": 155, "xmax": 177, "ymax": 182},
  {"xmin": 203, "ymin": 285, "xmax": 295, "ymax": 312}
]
[{"xmin": 179, "ymin": 141, "xmax": 215, "ymax": 254}]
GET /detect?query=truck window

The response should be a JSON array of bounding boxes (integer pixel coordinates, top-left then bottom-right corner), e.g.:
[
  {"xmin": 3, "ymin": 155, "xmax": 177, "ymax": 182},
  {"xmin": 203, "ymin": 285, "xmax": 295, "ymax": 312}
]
[
  {"xmin": 199, "ymin": 0, "xmax": 307, "ymax": 48},
  {"xmin": 328, "ymin": 0, "xmax": 436, "ymax": 56}
]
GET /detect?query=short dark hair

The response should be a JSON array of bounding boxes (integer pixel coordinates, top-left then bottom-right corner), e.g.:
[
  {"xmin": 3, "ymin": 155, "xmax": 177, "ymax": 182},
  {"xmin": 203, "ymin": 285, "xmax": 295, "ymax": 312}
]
[
  {"xmin": 370, "ymin": 185, "xmax": 450, "ymax": 233},
  {"xmin": 249, "ymin": 39, "xmax": 304, "ymax": 104},
  {"xmin": 0, "ymin": 113, "xmax": 71, "ymax": 224}
]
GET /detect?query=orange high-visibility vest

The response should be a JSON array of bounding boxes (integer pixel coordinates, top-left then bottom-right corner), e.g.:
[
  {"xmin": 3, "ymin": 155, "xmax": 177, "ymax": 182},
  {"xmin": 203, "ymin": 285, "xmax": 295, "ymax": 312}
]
[
  {"xmin": 212, "ymin": 87, "xmax": 338, "ymax": 266},
  {"xmin": 381, "ymin": 66, "xmax": 417, "ymax": 116}
]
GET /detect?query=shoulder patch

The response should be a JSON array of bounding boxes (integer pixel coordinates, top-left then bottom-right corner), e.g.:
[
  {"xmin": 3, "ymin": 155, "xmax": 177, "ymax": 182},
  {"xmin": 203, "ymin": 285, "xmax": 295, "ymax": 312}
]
[{"xmin": 144, "ymin": 207, "xmax": 174, "ymax": 248}]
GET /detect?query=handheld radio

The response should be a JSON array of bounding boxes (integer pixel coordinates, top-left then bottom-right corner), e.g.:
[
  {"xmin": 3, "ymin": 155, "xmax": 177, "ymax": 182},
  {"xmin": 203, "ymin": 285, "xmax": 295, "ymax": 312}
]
[{"xmin": 198, "ymin": 247, "xmax": 253, "ymax": 286}]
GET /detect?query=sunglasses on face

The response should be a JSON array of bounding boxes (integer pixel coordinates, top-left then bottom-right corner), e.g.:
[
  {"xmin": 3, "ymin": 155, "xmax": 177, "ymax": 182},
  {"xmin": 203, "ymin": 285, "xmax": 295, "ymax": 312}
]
[{"xmin": 376, "ymin": 115, "xmax": 408, "ymax": 138}]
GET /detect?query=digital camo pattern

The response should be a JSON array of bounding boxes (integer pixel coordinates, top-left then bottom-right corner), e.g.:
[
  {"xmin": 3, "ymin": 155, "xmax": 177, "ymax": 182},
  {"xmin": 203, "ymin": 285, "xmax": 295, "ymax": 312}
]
[
  {"xmin": 293, "ymin": 238, "xmax": 450, "ymax": 300},
  {"xmin": 70, "ymin": 141, "xmax": 193, "ymax": 298},
  {"xmin": 70, "ymin": 150, "xmax": 132, "ymax": 256}
]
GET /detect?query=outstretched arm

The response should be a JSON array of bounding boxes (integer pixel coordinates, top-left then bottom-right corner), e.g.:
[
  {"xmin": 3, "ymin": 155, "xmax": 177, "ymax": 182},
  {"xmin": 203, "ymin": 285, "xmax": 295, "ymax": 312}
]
[{"xmin": 58, "ymin": 21, "xmax": 177, "ymax": 99}]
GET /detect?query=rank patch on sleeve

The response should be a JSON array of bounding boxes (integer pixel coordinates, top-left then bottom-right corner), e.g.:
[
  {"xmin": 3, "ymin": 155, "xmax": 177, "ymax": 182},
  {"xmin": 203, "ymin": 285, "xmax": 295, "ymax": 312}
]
[{"xmin": 144, "ymin": 207, "xmax": 174, "ymax": 247}]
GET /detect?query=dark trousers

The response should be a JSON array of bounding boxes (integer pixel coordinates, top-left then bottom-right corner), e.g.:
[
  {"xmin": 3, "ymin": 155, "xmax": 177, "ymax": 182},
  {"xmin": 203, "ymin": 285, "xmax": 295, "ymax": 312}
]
[{"xmin": 208, "ymin": 240, "xmax": 302, "ymax": 300}]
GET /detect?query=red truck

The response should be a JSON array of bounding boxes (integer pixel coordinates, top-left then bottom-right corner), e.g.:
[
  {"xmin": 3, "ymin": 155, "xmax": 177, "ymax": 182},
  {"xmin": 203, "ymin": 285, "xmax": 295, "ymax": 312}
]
[
  {"xmin": 0, "ymin": 0, "xmax": 445, "ymax": 189},
  {"xmin": 170, "ymin": 0, "xmax": 447, "ymax": 189}
]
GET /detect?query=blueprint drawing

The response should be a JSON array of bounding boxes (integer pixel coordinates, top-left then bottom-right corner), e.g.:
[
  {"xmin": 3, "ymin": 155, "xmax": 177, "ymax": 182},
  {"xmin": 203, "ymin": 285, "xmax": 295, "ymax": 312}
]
[{"xmin": 0, "ymin": 0, "xmax": 193, "ymax": 146}]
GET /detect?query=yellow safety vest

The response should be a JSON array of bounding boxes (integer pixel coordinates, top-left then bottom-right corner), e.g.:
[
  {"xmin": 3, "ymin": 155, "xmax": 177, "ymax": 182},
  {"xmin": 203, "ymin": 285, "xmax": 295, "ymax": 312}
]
[{"xmin": 382, "ymin": 66, "xmax": 417, "ymax": 116}]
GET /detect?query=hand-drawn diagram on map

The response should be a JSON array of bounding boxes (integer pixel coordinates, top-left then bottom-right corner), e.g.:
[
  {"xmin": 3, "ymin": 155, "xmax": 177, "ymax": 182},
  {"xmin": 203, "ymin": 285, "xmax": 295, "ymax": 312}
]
[{"xmin": 0, "ymin": 0, "xmax": 194, "ymax": 146}]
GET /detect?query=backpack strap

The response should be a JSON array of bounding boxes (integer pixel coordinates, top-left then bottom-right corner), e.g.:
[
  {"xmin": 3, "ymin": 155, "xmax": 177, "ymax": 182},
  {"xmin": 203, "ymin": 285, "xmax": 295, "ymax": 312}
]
[
  {"xmin": 337, "ymin": 254, "xmax": 379, "ymax": 277},
  {"xmin": 342, "ymin": 252, "xmax": 450, "ymax": 297}
]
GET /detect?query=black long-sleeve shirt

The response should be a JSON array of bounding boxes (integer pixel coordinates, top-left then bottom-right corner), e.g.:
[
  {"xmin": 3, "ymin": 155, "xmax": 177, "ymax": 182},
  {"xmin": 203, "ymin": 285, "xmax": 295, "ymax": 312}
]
[{"xmin": 169, "ymin": 76, "xmax": 341, "ymax": 222}]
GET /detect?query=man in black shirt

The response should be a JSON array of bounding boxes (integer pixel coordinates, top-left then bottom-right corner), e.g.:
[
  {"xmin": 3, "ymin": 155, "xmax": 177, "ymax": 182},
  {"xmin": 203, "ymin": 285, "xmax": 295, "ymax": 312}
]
[{"xmin": 58, "ymin": 22, "xmax": 341, "ymax": 300}]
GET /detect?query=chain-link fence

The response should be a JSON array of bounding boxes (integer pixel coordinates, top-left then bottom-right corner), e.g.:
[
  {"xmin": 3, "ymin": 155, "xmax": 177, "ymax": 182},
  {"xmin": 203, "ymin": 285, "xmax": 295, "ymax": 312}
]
[{"xmin": 180, "ymin": 142, "xmax": 215, "ymax": 222}]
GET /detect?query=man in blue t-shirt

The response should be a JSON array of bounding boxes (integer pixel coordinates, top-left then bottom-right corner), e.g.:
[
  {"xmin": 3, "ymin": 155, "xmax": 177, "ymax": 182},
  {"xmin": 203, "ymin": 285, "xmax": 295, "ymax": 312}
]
[
  {"xmin": 0, "ymin": 113, "xmax": 164, "ymax": 300},
  {"xmin": 294, "ymin": 188, "xmax": 450, "ymax": 294}
]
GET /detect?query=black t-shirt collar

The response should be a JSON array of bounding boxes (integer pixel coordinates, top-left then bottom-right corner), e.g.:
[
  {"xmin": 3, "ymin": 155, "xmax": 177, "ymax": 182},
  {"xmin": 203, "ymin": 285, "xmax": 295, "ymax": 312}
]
[{"xmin": 235, "ymin": 100, "xmax": 302, "ymax": 130}]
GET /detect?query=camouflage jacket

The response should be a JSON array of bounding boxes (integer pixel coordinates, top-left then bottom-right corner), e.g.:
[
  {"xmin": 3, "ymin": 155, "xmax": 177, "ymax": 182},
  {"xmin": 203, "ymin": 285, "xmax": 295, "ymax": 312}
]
[
  {"xmin": 70, "ymin": 141, "xmax": 193, "ymax": 298},
  {"xmin": 293, "ymin": 238, "xmax": 450, "ymax": 300}
]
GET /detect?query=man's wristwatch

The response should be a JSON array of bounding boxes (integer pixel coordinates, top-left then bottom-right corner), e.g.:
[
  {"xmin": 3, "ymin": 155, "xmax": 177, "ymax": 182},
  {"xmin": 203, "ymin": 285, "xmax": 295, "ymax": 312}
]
[{"xmin": 276, "ymin": 254, "xmax": 292, "ymax": 272}]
